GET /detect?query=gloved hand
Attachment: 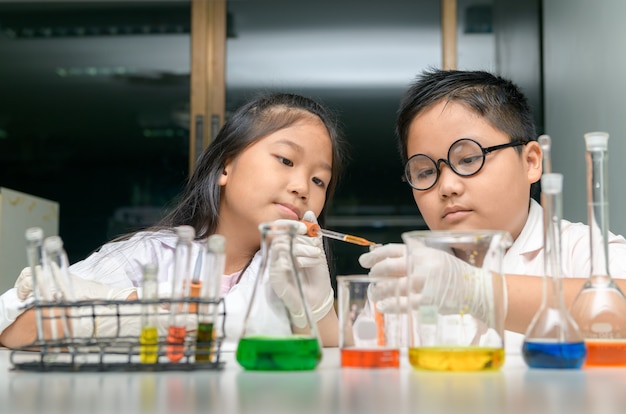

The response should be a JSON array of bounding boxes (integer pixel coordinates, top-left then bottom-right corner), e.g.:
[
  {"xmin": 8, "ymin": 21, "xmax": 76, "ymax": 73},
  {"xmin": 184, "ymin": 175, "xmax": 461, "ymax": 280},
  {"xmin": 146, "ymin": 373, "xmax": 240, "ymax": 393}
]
[
  {"xmin": 15, "ymin": 266, "xmax": 136, "ymax": 302},
  {"xmin": 359, "ymin": 243, "xmax": 495, "ymax": 321},
  {"xmin": 358, "ymin": 244, "xmax": 410, "ymax": 313},
  {"xmin": 358, "ymin": 243, "xmax": 407, "ymax": 278},
  {"xmin": 268, "ymin": 211, "xmax": 335, "ymax": 328}
]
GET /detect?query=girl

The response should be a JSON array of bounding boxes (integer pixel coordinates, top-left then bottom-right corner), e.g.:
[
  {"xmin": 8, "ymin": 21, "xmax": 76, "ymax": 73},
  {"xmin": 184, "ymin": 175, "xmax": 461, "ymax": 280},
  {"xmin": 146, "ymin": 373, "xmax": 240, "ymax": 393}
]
[{"xmin": 0, "ymin": 92, "xmax": 348, "ymax": 349}]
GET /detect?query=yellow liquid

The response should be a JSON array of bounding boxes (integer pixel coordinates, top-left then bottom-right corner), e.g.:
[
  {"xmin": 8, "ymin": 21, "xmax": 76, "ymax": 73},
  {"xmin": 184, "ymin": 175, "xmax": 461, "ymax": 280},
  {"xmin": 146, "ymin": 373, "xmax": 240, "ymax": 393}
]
[
  {"xmin": 408, "ymin": 347, "xmax": 505, "ymax": 371},
  {"xmin": 139, "ymin": 326, "xmax": 159, "ymax": 364}
]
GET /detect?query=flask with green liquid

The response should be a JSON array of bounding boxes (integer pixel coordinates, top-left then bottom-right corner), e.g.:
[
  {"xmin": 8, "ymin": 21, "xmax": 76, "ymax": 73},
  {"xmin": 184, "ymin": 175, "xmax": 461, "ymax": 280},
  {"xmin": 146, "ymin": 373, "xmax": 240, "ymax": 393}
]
[
  {"xmin": 140, "ymin": 263, "xmax": 159, "ymax": 364},
  {"xmin": 236, "ymin": 222, "xmax": 322, "ymax": 371}
]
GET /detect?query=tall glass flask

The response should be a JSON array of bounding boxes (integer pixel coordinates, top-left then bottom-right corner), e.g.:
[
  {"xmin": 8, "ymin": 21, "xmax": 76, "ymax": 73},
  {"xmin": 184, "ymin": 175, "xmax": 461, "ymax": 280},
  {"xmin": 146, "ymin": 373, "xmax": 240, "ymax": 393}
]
[
  {"xmin": 166, "ymin": 225, "xmax": 195, "ymax": 363},
  {"xmin": 236, "ymin": 222, "xmax": 322, "ymax": 371},
  {"xmin": 140, "ymin": 263, "xmax": 159, "ymax": 364},
  {"xmin": 195, "ymin": 234, "xmax": 226, "ymax": 362},
  {"xmin": 569, "ymin": 131, "xmax": 626, "ymax": 367},
  {"xmin": 522, "ymin": 173, "xmax": 586, "ymax": 368}
]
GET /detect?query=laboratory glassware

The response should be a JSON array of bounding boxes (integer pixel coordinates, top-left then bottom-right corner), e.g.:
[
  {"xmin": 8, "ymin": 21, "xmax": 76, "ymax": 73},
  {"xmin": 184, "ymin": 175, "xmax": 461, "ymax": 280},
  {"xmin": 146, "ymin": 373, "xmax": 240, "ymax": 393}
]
[
  {"xmin": 25, "ymin": 227, "xmax": 45, "ymax": 341},
  {"xmin": 337, "ymin": 274, "xmax": 401, "ymax": 368},
  {"xmin": 42, "ymin": 236, "xmax": 75, "ymax": 340},
  {"xmin": 538, "ymin": 134, "xmax": 552, "ymax": 174},
  {"xmin": 402, "ymin": 230, "xmax": 511, "ymax": 371},
  {"xmin": 166, "ymin": 225, "xmax": 195, "ymax": 363},
  {"xmin": 236, "ymin": 222, "xmax": 322, "ymax": 371},
  {"xmin": 569, "ymin": 131, "xmax": 626, "ymax": 366},
  {"xmin": 140, "ymin": 263, "xmax": 159, "ymax": 364},
  {"xmin": 195, "ymin": 234, "xmax": 226, "ymax": 362},
  {"xmin": 301, "ymin": 220, "xmax": 376, "ymax": 246},
  {"xmin": 522, "ymin": 173, "xmax": 586, "ymax": 368}
]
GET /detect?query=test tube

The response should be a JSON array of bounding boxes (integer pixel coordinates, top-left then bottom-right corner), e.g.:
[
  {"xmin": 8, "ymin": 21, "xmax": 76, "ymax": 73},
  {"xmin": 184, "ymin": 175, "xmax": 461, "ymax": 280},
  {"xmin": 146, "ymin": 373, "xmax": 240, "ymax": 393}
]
[
  {"xmin": 25, "ymin": 227, "xmax": 45, "ymax": 342},
  {"xmin": 166, "ymin": 225, "xmax": 195, "ymax": 363},
  {"xmin": 195, "ymin": 234, "xmax": 226, "ymax": 362},
  {"xmin": 43, "ymin": 236, "xmax": 75, "ymax": 341},
  {"xmin": 140, "ymin": 263, "xmax": 159, "ymax": 364},
  {"xmin": 538, "ymin": 134, "xmax": 552, "ymax": 174}
]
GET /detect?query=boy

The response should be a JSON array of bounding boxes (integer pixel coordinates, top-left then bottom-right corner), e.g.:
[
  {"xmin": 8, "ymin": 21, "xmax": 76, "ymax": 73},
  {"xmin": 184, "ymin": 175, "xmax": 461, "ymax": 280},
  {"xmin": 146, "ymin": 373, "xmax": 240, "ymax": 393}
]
[{"xmin": 359, "ymin": 68, "xmax": 626, "ymax": 349}]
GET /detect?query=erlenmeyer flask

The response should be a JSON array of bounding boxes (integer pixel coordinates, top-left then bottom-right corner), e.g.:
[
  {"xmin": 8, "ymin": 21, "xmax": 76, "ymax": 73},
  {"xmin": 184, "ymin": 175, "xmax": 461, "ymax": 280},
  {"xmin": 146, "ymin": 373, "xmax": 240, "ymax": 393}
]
[
  {"xmin": 236, "ymin": 222, "xmax": 322, "ymax": 371},
  {"xmin": 522, "ymin": 173, "xmax": 586, "ymax": 368},
  {"xmin": 569, "ymin": 131, "xmax": 626, "ymax": 367}
]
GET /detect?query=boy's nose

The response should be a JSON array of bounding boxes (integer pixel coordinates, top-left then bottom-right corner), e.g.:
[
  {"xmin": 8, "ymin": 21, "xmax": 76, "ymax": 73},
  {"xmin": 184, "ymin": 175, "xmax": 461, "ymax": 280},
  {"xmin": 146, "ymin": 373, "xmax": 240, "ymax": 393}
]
[{"xmin": 437, "ymin": 164, "xmax": 463, "ymax": 196}]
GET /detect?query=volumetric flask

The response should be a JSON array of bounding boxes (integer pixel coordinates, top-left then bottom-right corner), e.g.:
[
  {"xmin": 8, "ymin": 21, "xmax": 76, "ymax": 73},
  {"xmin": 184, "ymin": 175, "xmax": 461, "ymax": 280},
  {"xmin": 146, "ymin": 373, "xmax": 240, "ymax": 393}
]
[
  {"xmin": 569, "ymin": 131, "xmax": 626, "ymax": 367},
  {"xmin": 402, "ymin": 230, "xmax": 511, "ymax": 371},
  {"xmin": 337, "ymin": 275, "xmax": 402, "ymax": 368},
  {"xmin": 236, "ymin": 222, "xmax": 322, "ymax": 371},
  {"xmin": 522, "ymin": 173, "xmax": 586, "ymax": 369}
]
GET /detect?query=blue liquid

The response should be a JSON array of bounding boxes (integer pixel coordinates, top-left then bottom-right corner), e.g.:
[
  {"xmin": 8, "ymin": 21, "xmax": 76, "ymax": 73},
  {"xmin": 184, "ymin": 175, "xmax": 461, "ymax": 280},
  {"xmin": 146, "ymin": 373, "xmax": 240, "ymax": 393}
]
[{"xmin": 522, "ymin": 340, "xmax": 586, "ymax": 369}]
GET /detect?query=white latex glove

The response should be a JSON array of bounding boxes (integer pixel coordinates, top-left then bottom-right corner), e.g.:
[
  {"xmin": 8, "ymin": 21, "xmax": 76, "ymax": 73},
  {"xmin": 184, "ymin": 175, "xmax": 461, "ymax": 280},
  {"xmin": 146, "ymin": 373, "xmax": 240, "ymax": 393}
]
[
  {"xmin": 358, "ymin": 243, "xmax": 407, "ymax": 278},
  {"xmin": 407, "ymin": 246, "xmax": 494, "ymax": 320},
  {"xmin": 269, "ymin": 211, "xmax": 335, "ymax": 328},
  {"xmin": 15, "ymin": 266, "xmax": 135, "ymax": 302},
  {"xmin": 358, "ymin": 244, "xmax": 410, "ymax": 313},
  {"xmin": 360, "ymin": 243, "xmax": 495, "ymax": 321}
]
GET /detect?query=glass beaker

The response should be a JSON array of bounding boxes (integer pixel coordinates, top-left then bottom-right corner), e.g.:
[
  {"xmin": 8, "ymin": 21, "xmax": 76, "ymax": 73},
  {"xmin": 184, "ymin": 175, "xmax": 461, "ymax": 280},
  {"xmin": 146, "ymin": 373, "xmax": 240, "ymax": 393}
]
[
  {"xmin": 402, "ymin": 230, "xmax": 511, "ymax": 371},
  {"xmin": 522, "ymin": 173, "xmax": 586, "ymax": 369},
  {"xmin": 337, "ymin": 275, "xmax": 402, "ymax": 368},
  {"xmin": 569, "ymin": 131, "xmax": 626, "ymax": 367},
  {"xmin": 236, "ymin": 222, "xmax": 322, "ymax": 371}
]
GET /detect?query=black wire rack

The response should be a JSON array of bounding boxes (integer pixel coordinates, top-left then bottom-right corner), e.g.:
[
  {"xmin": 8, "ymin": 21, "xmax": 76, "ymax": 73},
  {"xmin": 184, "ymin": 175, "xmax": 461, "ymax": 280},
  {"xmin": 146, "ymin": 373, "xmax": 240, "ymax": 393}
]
[{"xmin": 10, "ymin": 297, "xmax": 226, "ymax": 372}]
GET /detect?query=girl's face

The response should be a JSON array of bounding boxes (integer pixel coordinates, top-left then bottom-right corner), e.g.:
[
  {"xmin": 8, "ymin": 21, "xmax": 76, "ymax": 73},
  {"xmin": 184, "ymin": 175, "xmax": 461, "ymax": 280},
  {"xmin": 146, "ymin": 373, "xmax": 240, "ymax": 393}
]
[
  {"xmin": 217, "ymin": 116, "xmax": 333, "ymax": 247},
  {"xmin": 406, "ymin": 99, "xmax": 542, "ymax": 240}
]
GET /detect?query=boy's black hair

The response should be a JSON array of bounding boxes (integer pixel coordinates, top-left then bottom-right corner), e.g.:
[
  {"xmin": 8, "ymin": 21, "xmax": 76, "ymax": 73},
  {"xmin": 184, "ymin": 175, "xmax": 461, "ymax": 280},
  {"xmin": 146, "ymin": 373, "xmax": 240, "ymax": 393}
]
[{"xmin": 397, "ymin": 68, "xmax": 539, "ymax": 198}]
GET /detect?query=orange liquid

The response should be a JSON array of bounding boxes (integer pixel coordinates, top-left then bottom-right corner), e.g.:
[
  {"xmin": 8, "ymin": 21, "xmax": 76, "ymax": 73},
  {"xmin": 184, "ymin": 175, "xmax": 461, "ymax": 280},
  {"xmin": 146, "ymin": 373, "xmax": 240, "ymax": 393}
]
[
  {"xmin": 341, "ymin": 348, "xmax": 400, "ymax": 368},
  {"xmin": 188, "ymin": 280, "xmax": 201, "ymax": 313},
  {"xmin": 166, "ymin": 325, "xmax": 187, "ymax": 363},
  {"xmin": 584, "ymin": 340, "xmax": 626, "ymax": 367},
  {"xmin": 343, "ymin": 235, "xmax": 376, "ymax": 246}
]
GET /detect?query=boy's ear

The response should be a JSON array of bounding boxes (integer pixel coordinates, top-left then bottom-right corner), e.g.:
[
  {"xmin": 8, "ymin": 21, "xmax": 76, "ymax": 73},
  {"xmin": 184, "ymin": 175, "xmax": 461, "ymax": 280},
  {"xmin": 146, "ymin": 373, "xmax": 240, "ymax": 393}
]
[{"xmin": 524, "ymin": 141, "xmax": 543, "ymax": 183}]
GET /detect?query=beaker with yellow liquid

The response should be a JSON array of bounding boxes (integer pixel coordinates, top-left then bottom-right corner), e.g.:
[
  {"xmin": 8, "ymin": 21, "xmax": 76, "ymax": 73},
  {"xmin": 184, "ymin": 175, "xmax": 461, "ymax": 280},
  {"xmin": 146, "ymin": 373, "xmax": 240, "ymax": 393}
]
[{"xmin": 402, "ymin": 230, "xmax": 511, "ymax": 371}]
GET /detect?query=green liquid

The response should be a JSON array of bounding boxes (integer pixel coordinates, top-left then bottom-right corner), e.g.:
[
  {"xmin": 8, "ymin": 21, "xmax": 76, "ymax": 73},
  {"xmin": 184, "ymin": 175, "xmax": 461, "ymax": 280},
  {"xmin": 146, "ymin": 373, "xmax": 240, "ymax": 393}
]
[
  {"xmin": 139, "ymin": 326, "xmax": 159, "ymax": 364},
  {"xmin": 195, "ymin": 322, "xmax": 214, "ymax": 362},
  {"xmin": 236, "ymin": 336, "xmax": 322, "ymax": 371}
]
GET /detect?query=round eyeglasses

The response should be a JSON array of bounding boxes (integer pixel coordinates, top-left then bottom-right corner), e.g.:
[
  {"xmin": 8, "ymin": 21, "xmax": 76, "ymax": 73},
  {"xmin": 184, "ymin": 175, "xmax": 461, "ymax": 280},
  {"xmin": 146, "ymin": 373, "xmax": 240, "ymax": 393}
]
[{"xmin": 404, "ymin": 138, "xmax": 527, "ymax": 191}]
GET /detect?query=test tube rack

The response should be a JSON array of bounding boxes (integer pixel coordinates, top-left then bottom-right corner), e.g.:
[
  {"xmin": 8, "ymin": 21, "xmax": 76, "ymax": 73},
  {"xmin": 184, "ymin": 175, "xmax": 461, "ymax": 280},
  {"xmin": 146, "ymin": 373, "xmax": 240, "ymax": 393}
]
[{"xmin": 9, "ymin": 297, "xmax": 226, "ymax": 372}]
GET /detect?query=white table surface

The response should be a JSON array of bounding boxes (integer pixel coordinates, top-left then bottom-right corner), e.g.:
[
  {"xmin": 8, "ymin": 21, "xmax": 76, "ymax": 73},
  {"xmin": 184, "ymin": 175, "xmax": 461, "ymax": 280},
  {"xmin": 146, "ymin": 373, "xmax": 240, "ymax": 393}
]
[{"xmin": 2, "ymin": 346, "xmax": 625, "ymax": 414}]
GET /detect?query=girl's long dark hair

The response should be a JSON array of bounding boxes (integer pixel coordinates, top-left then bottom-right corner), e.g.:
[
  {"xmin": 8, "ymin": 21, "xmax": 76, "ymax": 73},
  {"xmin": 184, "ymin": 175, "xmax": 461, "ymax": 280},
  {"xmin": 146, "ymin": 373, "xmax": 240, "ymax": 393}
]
[{"xmin": 157, "ymin": 92, "xmax": 347, "ymax": 239}]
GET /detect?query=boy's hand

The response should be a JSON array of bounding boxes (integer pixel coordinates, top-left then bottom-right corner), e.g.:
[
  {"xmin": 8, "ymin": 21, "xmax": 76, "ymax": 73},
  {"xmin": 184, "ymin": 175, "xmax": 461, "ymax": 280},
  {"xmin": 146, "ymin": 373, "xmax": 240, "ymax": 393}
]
[
  {"xmin": 360, "ymin": 243, "xmax": 495, "ymax": 320},
  {"xmin": 358, "ymin": 243, "xmax": 407, "ymax": 278}
]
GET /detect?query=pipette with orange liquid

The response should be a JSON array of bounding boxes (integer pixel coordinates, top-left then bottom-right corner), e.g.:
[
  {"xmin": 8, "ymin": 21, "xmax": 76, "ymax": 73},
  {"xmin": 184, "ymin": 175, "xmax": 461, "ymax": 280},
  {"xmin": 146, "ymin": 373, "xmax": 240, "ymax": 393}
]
[{"xmin": 300, "ymin": 221, "xmax": 376, "ymax": 246}]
